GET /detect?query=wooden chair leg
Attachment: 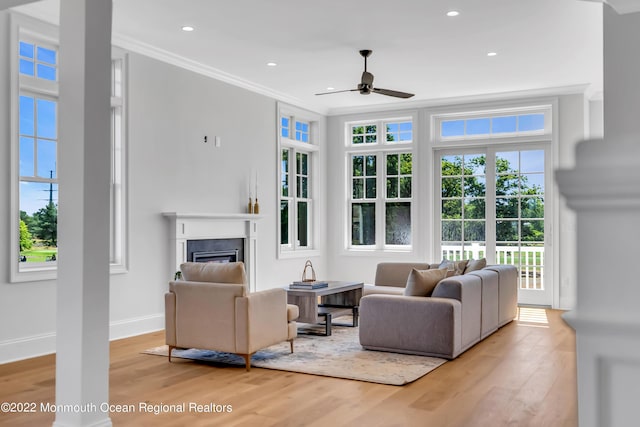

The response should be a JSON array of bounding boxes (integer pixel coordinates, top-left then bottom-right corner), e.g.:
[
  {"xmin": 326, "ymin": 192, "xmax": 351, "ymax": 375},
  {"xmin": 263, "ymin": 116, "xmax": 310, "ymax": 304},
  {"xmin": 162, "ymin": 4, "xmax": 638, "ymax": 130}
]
[
  {"xmin": 241, "ymin": 354, "xmax": 251, "ymax": 371},
  {"xmin": 289, "ymin": 339, "xmax": 294, "ymax": 353},
  {"xmin": 168, "ymin": 345, "xmax": 175, "ymax": 363}
]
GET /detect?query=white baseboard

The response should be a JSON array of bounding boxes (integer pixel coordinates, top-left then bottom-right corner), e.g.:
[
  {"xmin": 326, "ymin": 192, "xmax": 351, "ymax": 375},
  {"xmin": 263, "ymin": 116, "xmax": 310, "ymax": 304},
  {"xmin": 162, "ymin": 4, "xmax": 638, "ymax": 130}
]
[
  {"xmin": 0, "ymin": 313, "xmax": 164, "ymax": 364},
  {"xmin": 0, "ymin": 331, "xmax": 57, "ymax": 364},
  {"xmin": 108, "ymin": 313, "xmax": 164, "ymax": 341}
]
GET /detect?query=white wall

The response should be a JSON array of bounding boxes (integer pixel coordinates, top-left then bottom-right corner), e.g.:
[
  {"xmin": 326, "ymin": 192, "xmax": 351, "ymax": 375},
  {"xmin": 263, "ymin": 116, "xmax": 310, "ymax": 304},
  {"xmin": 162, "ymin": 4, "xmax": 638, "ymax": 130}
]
[{"xmin": 0, "ymin": 13, "xmax": 326, "ymax": 362}]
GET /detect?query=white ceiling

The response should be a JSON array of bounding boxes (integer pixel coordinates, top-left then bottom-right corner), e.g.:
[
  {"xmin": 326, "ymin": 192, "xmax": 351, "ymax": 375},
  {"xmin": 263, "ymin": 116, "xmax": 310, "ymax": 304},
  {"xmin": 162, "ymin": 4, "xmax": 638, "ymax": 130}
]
[{"xmin": 12, "ymin": 0, "xmax": 603, "ymax": 115}]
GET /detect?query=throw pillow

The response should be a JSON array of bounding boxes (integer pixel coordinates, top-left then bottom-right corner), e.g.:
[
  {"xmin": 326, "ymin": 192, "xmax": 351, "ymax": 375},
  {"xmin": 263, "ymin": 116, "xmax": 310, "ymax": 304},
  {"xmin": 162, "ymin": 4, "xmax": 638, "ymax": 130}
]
[
  {"xmin": 464, "ymin": 258, "xmax": 487, "ymax": 274},
  {"xmin": 438, "ymin": 259, "xmax": 469, "ymax": 276},
  {"xmin": 404, "ymin": 268, "xmax": 448, "ymax": 297}
]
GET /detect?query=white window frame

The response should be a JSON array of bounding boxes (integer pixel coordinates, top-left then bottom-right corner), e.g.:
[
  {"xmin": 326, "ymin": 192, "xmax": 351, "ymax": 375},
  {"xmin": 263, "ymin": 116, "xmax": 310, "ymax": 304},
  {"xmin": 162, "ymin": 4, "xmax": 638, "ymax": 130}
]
[
  {"xmin": 109, "ymin": 48, "xmax": 129, "ymax": 274},
  {"xmin": 430, "ymin": 99, "xmax": 559, "ymax": 307},
  {"xmin": 432, "ymin": 105, "xmax": 552, "ymax": 145},
  {"xmin": 345, "ymin": 115, "xmax": 416, "ymax": 253},
  {"xmin": 9, "ymin": 14, "xmax": 128, "ymax": 282},
  {"xmin": 277, "ymin": 103, "xmax": 321, "ymax": 259}
]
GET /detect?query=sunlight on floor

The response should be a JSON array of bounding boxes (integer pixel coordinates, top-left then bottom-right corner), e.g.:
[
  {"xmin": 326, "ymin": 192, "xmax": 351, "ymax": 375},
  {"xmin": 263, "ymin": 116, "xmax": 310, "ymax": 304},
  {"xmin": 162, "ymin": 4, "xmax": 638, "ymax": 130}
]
[{"xmin": 517, "ymin": 306, "xmax": 549, "ymax": 328}]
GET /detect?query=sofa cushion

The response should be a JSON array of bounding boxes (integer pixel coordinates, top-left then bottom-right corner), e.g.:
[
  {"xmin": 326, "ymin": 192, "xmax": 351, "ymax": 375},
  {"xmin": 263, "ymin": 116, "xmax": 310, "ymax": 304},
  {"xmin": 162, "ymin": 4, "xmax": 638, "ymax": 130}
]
[
  {"xmin": 464, "ymin": 258, "xmax": 487, "ymax": 274},
  {"xmin": 404, "ymin": 268, "xmax": 448, "ymax": 297},
  {"xmin": 374, "ymin": 262, "xmax": 431, "ymax": 287},
  {"xmin": 363, "ymin": 284, "xmax": 405, "ymax": 296},
  {"xmin": 180, "ymin": 261, "xmax": 247, "ymax": 284},
  {"xmin": 438, "ymin": 259, "xmax": 469, "ymax": 276}
]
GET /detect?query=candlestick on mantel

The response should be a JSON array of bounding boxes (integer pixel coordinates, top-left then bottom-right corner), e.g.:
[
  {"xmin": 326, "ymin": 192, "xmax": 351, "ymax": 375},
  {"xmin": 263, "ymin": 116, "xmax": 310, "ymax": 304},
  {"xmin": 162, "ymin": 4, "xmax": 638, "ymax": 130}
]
[{"xmin": 255, "ymin": 170, "xmax": 258, "ymax": 201}]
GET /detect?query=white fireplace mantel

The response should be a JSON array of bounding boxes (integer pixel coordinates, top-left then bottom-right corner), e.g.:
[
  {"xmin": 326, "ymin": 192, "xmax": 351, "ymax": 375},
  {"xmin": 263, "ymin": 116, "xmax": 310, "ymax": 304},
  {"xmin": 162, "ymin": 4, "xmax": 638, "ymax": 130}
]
[{"xmin": 163, "ymin": 212, "xmax": 263, "ymax": 292}]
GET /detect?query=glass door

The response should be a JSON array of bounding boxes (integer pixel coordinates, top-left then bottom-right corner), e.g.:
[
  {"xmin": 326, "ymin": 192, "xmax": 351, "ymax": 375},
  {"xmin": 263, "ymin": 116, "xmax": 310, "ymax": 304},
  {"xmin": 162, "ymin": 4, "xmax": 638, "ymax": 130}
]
[
  {"xmin": 437, "ymin": 146, "xmax": 552, "ymax": 306},
  {"xmin": 494, "ymin": 149, "xmax": 550, "ymax": 305}
]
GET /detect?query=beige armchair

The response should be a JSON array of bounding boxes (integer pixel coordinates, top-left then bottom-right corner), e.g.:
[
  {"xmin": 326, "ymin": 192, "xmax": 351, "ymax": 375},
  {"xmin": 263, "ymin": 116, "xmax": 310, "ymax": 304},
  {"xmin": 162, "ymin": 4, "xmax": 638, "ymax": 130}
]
[{"xmin": 165, "ymin": 262, "xmax": 298, "ymax": 370}]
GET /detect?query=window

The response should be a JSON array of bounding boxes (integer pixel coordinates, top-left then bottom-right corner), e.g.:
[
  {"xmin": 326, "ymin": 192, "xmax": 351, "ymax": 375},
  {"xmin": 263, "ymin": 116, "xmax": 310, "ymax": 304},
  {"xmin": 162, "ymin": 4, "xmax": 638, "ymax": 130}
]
[
  {"xmin": 10, "ymin": 17, "xmax": 128, "ymax": 281},
  {"xmin": 347, "ymin": 118, "xmax": 414, "ymax": 250},
  {"xmin": 278, "ymin": 104, "xmax": 321, "ymax": 257},
  {"xmin": 16, "ymin": 37, "xmax": 60, "ymax": 276},
  {"xmin": 110, "ymin": 51, "xmax": 128, "ymax": 271},
  {"xmin": 433, "ymin": 103, "xmax": 554, "ymax": 306},
  {"xmin": 436, "ymin": 108, "xmax": 550, "ymax": 141}
]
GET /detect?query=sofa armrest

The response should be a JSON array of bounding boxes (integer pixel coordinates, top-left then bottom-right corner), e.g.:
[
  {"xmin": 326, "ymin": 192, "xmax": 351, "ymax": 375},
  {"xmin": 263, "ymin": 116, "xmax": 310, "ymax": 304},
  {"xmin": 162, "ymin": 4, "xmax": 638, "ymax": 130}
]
[
  {"xmin": 432, "ymin": 275, "xmax": 483, "ymax": 352},
  {"xmin": 165, "ymin": 292, "xmax": 176, "ymax": 346},
  {"xmin": 359, "ymin": 294, "xmax": 462, "ymax": 359},
  {"xmin": 235, "ymin": 288, "xmax": 289, "ymax": 354}
]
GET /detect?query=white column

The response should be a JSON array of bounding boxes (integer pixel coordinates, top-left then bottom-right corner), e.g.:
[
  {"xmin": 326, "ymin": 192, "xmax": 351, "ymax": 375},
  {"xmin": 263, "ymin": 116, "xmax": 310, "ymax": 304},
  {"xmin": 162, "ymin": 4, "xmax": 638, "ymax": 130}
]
[
  {"xmin": 557, "ymin": 4, "xmax": 640, "ymax": 427},
  {"xmin": 55, "ymin": 1, "xmax": 113, "ymax": 426}
]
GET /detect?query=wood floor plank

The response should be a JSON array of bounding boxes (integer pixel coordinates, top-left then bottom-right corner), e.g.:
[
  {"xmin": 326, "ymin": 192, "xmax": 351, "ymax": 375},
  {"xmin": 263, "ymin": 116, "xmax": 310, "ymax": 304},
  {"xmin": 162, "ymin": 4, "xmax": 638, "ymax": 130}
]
[{"xmin": 0, "ymin": 309, "xmax": 577, "ymax": 427}]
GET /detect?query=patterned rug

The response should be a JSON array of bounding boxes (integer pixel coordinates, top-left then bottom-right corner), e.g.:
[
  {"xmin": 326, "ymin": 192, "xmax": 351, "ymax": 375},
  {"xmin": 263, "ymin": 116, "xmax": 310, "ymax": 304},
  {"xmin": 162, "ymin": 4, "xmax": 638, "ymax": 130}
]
[{"xmin": 143, "ymin": 324, "xmax": 446, "ymax": 386}]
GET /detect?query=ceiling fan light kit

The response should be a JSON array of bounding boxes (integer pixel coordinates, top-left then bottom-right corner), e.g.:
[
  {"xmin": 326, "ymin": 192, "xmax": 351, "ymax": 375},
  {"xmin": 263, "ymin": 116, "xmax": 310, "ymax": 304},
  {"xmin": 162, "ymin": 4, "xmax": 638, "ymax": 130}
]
[{"xmin": 316, "ymin": 49, "xmax": 415, "ymax": 99}]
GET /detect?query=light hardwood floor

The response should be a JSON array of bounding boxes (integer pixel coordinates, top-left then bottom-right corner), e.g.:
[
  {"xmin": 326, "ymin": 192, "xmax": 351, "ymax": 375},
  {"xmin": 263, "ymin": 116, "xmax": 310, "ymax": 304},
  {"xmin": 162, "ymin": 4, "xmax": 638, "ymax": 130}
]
[{"xmin": 0, "ymin": 308, "xmax": 577, "ymax": 426}]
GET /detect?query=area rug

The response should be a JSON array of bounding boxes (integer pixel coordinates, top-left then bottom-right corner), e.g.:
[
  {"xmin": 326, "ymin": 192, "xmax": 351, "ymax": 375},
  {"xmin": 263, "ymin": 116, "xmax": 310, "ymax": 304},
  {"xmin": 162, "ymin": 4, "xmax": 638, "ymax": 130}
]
[{"xmin": 143, "ymin": 325, "xmax": 446, "ymax": 386}]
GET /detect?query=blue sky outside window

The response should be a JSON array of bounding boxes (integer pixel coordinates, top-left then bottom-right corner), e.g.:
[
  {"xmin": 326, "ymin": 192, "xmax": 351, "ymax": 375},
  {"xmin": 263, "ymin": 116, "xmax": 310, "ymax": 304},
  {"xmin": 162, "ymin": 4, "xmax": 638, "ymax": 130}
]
[
  {"xmin": 518, "ymin": 114, "xmax": 545, "ymax": 131},
  {"xmin": 492, "ymin": 116, "xmax": 517, "ymax": 133},
  {"xmin": 399, "ymin": 122, "xmax": 412, "ymax": 141},
  {"xmin": 37, "ymin": 139, "xmax": 57, "ymax": 178},
  {"xmin": 281, "ymin": 117, "xmax": 289, "ymax": 138},
  {"xmin": 37, "ymin": 64, "xmax": 56, "ymax": 81},
  {"xmin": 441, "ymin": 120, "xmax": 464, "ymax": 137},
  {"xmin": 37, "ymin": 46, "xmax": 56, "ymax": 64},
  {"xmin": 295, "ymin": 121, "xmax": 309, "ymax": 142},
  {"xmin": 19, "ymin": 96, "xmax": 35, "ymax": 135},
  {"xmin": 20, "ymin": 182, "xmax": 58, "ymax": 215},
  {"xmin": 19, "ymin": 137, "xmax": 34, "ymax": 176},
  {"xmin": 19, "ymin": 59, "xmax": 34, "ymax": 76},
  {"xmin": 520, "ymin": 150, "xmax": 544, "ymax": 173},
  {"xmin": 20, "ymin": 41, "xmax": 34, "ymax": 58},
  {"xmin": 466, "ymin": 118, "xmax": 490, "ymax": 135},
  {"xmin": 37, "ymin": 99, "xmax": 56, "ymax": 139}
]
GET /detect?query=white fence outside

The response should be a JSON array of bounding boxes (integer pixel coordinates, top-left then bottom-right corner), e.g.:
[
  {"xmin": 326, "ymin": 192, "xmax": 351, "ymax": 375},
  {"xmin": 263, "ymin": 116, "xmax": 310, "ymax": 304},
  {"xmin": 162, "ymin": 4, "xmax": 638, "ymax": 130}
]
[{"xmin": 441, "ymin": 244, "xmax": 544, "ymax": 290}]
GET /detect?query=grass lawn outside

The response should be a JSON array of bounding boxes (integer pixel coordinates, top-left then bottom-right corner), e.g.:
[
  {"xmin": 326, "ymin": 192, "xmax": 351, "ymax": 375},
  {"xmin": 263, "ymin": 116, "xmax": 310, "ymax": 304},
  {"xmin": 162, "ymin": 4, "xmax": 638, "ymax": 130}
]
[{"xmin": 20, "ymin": 247, "xmax": 57, "ymax": 262}]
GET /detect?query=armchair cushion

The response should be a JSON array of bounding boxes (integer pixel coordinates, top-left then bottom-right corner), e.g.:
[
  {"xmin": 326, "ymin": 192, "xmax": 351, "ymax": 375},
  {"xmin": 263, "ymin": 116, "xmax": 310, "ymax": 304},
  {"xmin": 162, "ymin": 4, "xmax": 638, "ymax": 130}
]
[{"xmin": 180, "ymin": 261, "xmax": 247, "ymax": 284}]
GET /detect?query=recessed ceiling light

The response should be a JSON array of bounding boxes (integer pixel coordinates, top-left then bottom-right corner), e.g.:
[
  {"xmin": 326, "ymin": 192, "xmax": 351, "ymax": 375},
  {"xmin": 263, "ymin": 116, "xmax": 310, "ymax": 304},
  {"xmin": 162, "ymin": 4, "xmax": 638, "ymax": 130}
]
[
  {"xmin": 487, "ymin": 52, "xmax": 498, "ymax": 57},
  {"xmin": 267, "ymin": 62, "xmax": 277, "ymax": 67},
  {"xmin": 446, "ymin": 10, "xmax": 460, "ymax": 17},
  {"xmin": 181, "ymin": 26, "xmax": 195, "ymax": 32},
  {"xmin": 326, "ymin": 87, "xmax": 334, "ymax": 91}
]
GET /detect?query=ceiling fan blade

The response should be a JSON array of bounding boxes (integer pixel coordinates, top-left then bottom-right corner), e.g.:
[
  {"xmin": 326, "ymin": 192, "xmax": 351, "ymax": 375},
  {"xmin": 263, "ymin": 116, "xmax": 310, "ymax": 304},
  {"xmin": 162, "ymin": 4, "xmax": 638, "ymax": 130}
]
[
  {"xmin": 372, "ymin": 87, "xmax": 415, "ymax": 98},
  {"xmin": 361, "ymin": 71, "xmax": 374, "ymax": 86},
  {"xmin": 315, "ymin": 89, "xmax": 359, "ymax": 96}
]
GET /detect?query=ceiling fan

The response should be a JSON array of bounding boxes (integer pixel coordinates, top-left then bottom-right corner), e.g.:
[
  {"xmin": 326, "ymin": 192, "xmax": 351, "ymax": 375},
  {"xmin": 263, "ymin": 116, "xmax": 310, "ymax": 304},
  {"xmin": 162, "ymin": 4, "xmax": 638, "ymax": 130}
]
[{"xmin": 316, "ymin": 49, "xmax": 414, "ymax": 99}]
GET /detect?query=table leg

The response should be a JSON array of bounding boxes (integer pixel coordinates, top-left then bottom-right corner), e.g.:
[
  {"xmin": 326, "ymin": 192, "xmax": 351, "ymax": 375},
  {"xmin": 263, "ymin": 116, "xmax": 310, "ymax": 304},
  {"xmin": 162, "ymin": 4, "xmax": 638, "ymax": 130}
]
[
  {"xmin": 325, "ymin": 313, "xmax": 332, "ymax": 336},
  {"xmin": 352, "ymin": 306, "xmax": 359, "ymax": 327}
]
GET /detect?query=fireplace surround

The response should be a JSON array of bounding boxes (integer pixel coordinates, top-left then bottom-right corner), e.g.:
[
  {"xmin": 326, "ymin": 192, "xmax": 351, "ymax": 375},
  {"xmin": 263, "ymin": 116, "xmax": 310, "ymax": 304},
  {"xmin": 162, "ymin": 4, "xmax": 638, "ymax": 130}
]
[{"xmin": 163, "ymin": 213, "xmax": 262, "ymax": 291}]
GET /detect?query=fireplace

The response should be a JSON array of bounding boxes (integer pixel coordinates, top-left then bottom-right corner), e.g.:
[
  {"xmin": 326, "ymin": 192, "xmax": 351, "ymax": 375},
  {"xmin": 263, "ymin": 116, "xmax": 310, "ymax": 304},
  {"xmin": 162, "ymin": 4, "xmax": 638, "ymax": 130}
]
[
  {"xmin": 163, "ymin": 213, "xmax": 262, "ymax": 291},
  {"xmin": 187, "ymin": 237, "xmax": 244, "ymax": 263},
  {"xmin": 193, "ymin": 250, "xmax": 238, "ymax": 263}
]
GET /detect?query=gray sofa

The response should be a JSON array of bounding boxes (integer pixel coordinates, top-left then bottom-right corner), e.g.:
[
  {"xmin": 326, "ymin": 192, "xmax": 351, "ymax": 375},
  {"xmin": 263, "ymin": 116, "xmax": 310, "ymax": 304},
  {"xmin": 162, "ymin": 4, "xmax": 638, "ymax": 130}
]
[{"xmin": 359, "ymin": 262, "xmax": 518, "ymax": 359}]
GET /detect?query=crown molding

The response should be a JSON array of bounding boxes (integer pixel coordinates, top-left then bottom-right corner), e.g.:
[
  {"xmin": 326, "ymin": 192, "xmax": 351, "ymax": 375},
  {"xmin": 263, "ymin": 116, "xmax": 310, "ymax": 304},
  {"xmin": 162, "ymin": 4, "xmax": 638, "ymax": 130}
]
[
  {"xmin": 579, "ymin": 0, "xmax": 640, "ymax": 14},
  {"xmin": 111, "ymin": 33, "xmax": 329, "ymax": 115},
  {"xmin": 325, "ymin": 84, "xmax": 592, "ymax": 116},
  {"xmin": 1, "ymin": 0, "xmax": 40, "ymax": 10}
]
